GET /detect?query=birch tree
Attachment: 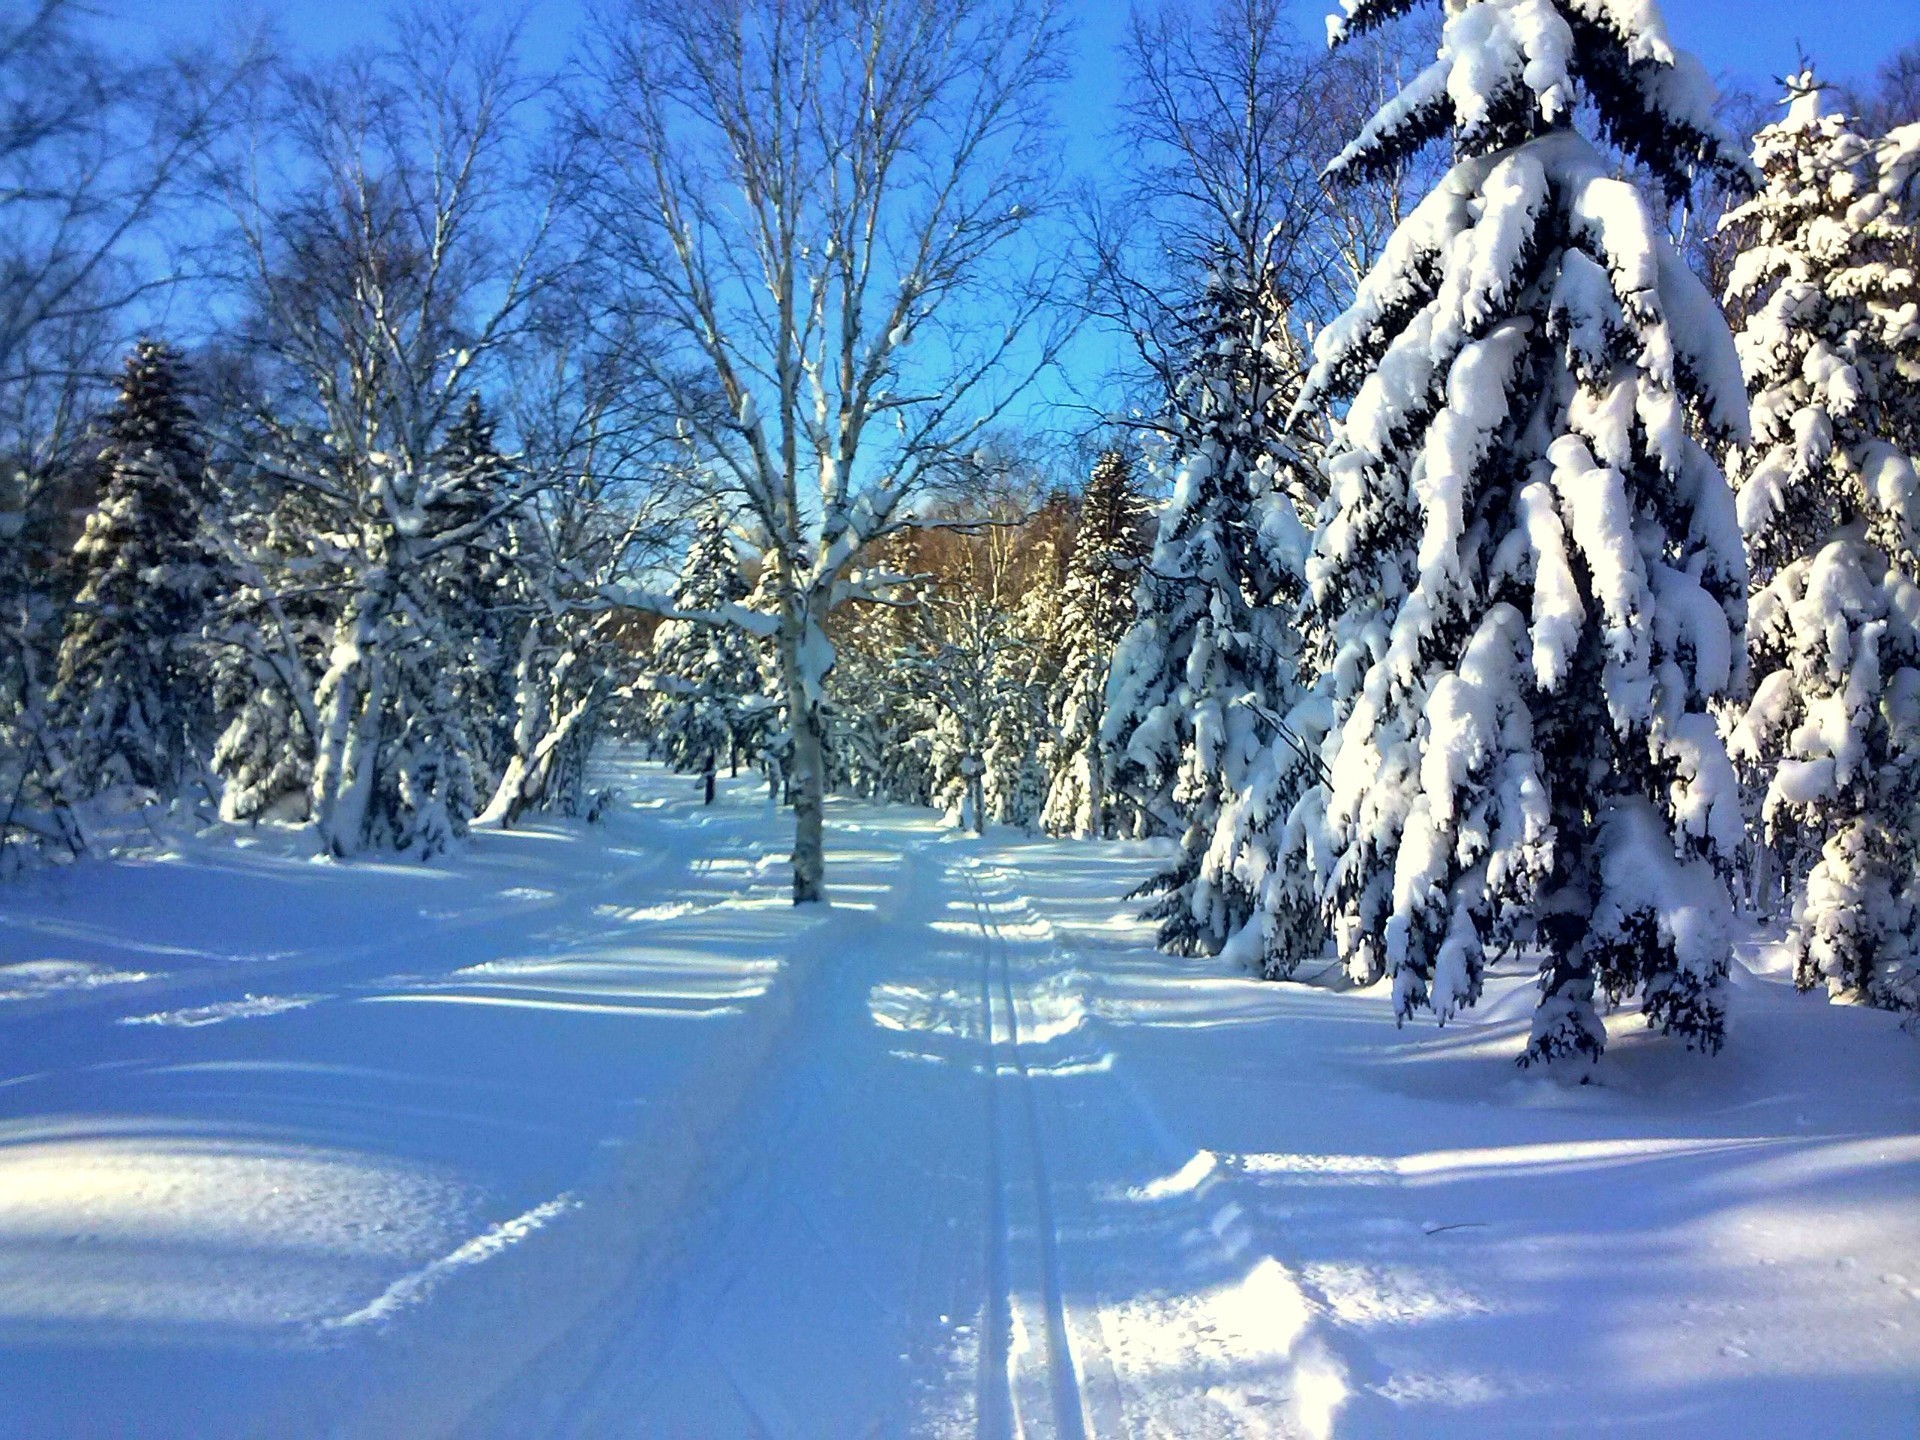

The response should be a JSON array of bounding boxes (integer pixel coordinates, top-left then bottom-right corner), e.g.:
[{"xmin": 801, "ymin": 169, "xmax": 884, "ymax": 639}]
[{"xmin": 580, "ymin": 0, "xmax": 1070, "ymax": 901}]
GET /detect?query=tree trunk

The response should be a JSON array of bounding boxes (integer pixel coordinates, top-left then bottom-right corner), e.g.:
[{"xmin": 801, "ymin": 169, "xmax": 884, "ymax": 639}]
[
  {"xmin": 703, "ymin": 762, "xmax": 716, "ymax": 806},
  {"xmin": 777, "ymin": 615, "xmax": 827, "ymax": 904},
  {"xmin": 788, "ymin": 704, "xmax": 825, "ymax": 902}
]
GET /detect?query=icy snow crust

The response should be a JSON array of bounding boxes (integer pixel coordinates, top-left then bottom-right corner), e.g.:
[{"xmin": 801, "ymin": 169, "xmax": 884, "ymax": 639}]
[{"xmin": 0, "ymin": 758, "xmax": 1914, "ymax": 1436}]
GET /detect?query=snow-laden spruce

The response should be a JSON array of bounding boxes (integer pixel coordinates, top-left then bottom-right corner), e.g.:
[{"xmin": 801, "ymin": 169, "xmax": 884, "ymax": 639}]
[
  {"xmin": 646, "ymin": 503, "xmax": 765, "ymax": 793},
  {"xmin": 1302, "ymin": 0, "xmax": 1756, "ymax": 1062},
  {"xmin": 52, "ymin": 340, "xmax": 221, "ymax": 803},
  {"xmin": 1042, "ymin": 452, "xmax": 1153, "ymax": 839},
  {"xmin": 1724, "ymin": 73, "xmax": 1920, "ymax": 1014},
  {"xmin": 1104, "ymin": 258, "xmax": 1315, "ymax": 956},
  {"xmin": 433, "ymin": 398, "xmax": 526, "ymax": 800}
]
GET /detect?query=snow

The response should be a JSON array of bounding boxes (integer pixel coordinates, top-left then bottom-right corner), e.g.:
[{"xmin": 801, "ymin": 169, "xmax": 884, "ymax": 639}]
[{"xmin": 0, "ymin": 756, "xmax": 1915, "ymax": 1436}]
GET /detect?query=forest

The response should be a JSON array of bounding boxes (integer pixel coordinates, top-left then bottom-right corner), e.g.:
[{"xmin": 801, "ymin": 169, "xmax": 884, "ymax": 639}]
[
  {"xmin": 3, "ymin": 0, "xmax": 1920, "ymax": 1434},
  {"xmin": 3, "ymin": 0, "xmax": 1919, "ymax": 1060}
]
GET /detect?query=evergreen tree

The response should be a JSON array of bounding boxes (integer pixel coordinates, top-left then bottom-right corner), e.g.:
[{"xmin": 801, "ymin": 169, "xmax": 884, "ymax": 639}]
[
  {"xmin": 1043, "ymin": 451, "xmax": 1153, "ymax": 839},
  {"xmin": 647, "ymin": 504, "xmax": 763, "ymax": 792},
  {"xmin": 1725, "ymin": 73, "xmax": 1920, "ymax": 1013},
  {"xmin": 983, "ymin": 527, "xmax": 1061, "ymax": 830},
  {"xmin": 827, "ymin": 530, "xmax": 929, "ymax": 808},
  {"xmin": 1301, "ymin": 0, "xmax": 1756, "ymax": 1062},
  {"xmin": 432, "ymin": 396, "xmax": 525, "ymax": 793},
  {"xmin": 1103, "ymin": 257, "xmax": 1314, "ymax": 955},
  {"xmin": 207, "ymin": 456, "xmax": 331, "ymax": 825},
  {"xmin": 52, "ymin": 340, "xmax": 220, "ymax": 800}
]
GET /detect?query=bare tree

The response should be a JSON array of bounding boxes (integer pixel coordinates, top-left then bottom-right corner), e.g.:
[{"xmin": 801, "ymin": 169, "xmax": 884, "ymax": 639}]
[
  {"xmin": 1078, "ymin": 0, "xmax": 1436, "ymax": 414},
  {"xmin": 579, "ymin": 0, "xmax": 1073, "ymax": 901},
  {"xmin": 1844, "ymin": 39, "xmax": 1920, "ymax": 133},
  {"xmin": 0, "ymin": 0, "xmax": 255, "ymax": 478}
]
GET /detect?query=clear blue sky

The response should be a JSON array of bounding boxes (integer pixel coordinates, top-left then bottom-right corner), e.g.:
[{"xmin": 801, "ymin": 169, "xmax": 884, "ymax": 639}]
[
  {"xmin": 139, "ymin": 0, "xmax": 1919, "ymax": 224},
  {"xmin": 146, "ymin": 0, "xmax": 1916, "ymax": 105}
]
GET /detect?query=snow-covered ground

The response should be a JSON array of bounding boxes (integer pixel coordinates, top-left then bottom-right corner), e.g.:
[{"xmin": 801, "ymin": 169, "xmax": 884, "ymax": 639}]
[{"xmin": 0, "ymin": 757, "xmax": 1915, "ymax": 1438}]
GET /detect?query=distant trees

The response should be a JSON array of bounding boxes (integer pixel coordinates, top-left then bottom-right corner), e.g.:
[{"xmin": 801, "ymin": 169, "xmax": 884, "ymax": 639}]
[{"xmin": 647, "ymin": 505, "xmax": 764, "ymax": 798}]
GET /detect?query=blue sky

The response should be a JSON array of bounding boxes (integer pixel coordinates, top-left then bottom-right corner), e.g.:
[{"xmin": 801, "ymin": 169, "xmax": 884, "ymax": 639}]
[{"xmin": 151, "ymin": 0, "xmax": 1915, "ymax": 107}]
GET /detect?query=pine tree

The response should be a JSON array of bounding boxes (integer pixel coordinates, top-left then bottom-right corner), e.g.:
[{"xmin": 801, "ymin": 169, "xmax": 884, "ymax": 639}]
[
  {"xmin": 1302, "ymin": 0, "xmax": 1756, "ymax": 1062},
  {"xmin": 1043, "ymin": 451, "xmax": 1153, "ymax": 839},
  {"xmin": 647, "ymin": 503, "xmax": 763, "ymax": 792},
  {"xmin": 1103, "ymin": 257, "xmax": 1314, "ymax": 955},
  {"xmin": 1725, "ymin": 73, "xmax": 1920, "ymax": 1014},
  {"xmin": 52, "ymin": 340, "xmax": 220, "ymax": 801}
]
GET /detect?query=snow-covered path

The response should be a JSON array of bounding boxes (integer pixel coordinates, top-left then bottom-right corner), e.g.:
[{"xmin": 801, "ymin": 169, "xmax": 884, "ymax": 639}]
[{"xmin": 1, "ymin": 761, "xmax": 1916, "ymax": 1438}]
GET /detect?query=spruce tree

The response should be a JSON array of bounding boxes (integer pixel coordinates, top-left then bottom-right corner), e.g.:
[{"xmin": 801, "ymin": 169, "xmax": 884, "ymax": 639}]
[
  {"xmin": 1043, "ymin": 451, "xmax": 1153, "ymax": 839},
  {"xmin": 826, "ymin": 530, "xmax": 929, "ymax": 807},
  {"xmin": 1302, "ymin": 0, "xmax": 1756, "ymax": 1062},
  {"xmin": 1104, "ymin": 257, "xmax": 1314, "ymax": 955},
  {"xmin": 52, "ymin": 340, "xmax": 219, "ymax": 801},
  {"xmin": 984, "ymin": 527, "xmax": 1062, "ymax": 831},
  {"xmin": 648, "ymin": 504, "xmax": 763, "ymax": 789},
  {"xmin": 1725, "ymin": 73, "xmax": 1920, "ymax": 1014},
  {"xmin": 432, "ymin": 395, "xmax": 525, "ymax": 793}
]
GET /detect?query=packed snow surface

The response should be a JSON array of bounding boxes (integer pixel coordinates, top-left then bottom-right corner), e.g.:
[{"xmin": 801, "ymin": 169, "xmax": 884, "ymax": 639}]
[{"xmin": 0, "ymin": 756, "xmax": 1914, "ymax": 1437}]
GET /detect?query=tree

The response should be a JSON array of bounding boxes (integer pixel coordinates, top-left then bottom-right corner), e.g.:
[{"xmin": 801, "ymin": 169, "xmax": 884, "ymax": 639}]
[
  {"xmin": 0, "ymin": 1, "xmax": 255, "ymax": 493},
  {"xmin": 648, "ymin": 503, "xmax": 763, "ymax": 798},
  {"xmin": 906, "ymin": 516, "xmax": 1040, "ymax": 834},
  {"xmin": 480, "ymin": 308, "xmax": 683, "ymax": 829},
  {"xmin": 1104, "ymin": 258, "xmax": 1314, "ymax": 956},
  {"xmin": 432, "ymin": 395, "xmax": 525, "ymax": 796},
  {"xmin": 827, "ymin": 529, "xmax": 930, "ymax": 808},
  {"xmin": 51, "ymin": 339, "xmax": 219, "ymax": 799},
  {"xmin": 1, "ymin": 3, "xmax": 254, "ymax": 862},
  {"xmin": 1083, "ymin": 0, "xmax": 1440, "ymax": 414},
  {"xmin": 208, "ymin": 10, "xmax": 563, "ymax": 856},
  {"xmin": 1725, "ymin": 72, "xmax": 1920, "ymax": 1014},
  {"xmin": 579, "ymin": 0, "xmax": 1070, "ymax": 901},
  {"xmin": 1300, "ymin": 0, "xmax": 1756, "ymax": 1064},
  {"xmin": 1042, "ymin": 450, "xmax": 1151, "ymax": 838}
]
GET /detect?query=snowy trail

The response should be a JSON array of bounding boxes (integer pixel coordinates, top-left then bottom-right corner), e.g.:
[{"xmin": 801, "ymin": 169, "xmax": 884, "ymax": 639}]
[
  {"xmin": 0, "ymin": 761, "xmax": 1916, "ymax": 1438},
  {"xmin": 468, "ymin": 821, "xmax": 1357, "ymax": 1439}
]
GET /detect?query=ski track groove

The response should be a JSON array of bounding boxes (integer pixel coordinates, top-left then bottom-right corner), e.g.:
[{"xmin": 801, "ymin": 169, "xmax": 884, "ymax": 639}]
[{"xmin": 966, "ymin": 860, "xmax": 1090, "ymax": 1440}]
